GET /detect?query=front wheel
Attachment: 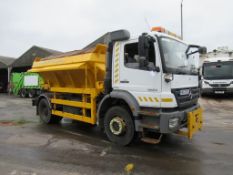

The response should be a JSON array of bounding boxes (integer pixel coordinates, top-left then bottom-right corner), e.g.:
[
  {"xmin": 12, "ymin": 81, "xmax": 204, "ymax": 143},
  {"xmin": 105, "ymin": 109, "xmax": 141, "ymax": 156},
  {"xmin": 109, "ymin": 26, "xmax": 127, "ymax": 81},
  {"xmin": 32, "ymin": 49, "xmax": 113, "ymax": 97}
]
[{"xmin": 104, "ymin": 106, "xmax": 135, "ymax": 146}]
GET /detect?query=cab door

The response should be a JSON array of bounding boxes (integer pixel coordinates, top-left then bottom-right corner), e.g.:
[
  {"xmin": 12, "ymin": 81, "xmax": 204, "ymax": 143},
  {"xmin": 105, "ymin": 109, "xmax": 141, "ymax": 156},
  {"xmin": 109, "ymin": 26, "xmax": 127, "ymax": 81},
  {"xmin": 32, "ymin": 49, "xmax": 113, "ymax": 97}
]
[{"xmin": 112, "ymin": 38, "xmax": 162, "ymax": 107}]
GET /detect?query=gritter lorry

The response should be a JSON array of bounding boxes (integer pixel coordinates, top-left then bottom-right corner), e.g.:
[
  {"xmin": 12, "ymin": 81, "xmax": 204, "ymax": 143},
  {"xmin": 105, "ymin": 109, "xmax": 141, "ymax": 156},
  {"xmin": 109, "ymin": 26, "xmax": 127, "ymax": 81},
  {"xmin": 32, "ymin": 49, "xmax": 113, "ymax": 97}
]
[
  {"xmin": 30, "ymin": 28, "xmax": 206, "ymax": 145},
  {"xmin": 10, "ymin": 72, "xmax": 43, "ymax": 98}
]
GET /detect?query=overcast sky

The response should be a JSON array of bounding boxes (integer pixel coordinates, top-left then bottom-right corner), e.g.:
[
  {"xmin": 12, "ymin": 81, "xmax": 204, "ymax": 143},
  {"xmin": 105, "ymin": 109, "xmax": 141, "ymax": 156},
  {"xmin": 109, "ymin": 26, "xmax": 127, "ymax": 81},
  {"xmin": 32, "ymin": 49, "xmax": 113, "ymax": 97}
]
[{"xmin": 0, "ymin": 0, "xmax": 232, "ymax": 58}]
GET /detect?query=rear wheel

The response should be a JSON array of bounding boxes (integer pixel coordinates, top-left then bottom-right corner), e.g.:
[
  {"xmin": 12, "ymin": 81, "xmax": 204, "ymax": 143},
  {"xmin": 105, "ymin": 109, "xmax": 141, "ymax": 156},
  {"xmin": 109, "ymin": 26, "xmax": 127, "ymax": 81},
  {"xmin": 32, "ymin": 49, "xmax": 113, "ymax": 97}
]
[
  {"xmin": 20, "ymin": 89, "xmax": 28, "ymax": 98},
  {"xmin": 38, "ymin": 98, "xmax": 62, "ymax": 124},
  {"xmin": 104, "ymin": 106, "xmax": 135, "ymax": 146},
  {"xmin": 28, "ymin": 89, "xmax": 36, "ymax": 98}
]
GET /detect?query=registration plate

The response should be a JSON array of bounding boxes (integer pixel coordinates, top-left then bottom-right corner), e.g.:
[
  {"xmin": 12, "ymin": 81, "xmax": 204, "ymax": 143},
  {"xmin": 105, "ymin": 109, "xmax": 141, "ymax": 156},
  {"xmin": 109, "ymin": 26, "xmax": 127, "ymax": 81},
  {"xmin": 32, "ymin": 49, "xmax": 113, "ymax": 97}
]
[
  {"xmin": 214, "ymin": 91, "xmax": 224, "ymax": 94},
  {"xmin": 180, "ymin": 89, "xmax": 190, "ymax": 96}
]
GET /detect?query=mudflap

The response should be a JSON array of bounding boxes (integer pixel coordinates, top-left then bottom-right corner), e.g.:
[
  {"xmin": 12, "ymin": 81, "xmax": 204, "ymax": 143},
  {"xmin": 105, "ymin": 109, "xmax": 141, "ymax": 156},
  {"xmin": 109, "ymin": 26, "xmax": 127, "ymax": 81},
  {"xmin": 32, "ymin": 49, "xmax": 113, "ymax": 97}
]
[{"xmin": 178, "ymin": 107, "xmax": 203, "ymax": 139}]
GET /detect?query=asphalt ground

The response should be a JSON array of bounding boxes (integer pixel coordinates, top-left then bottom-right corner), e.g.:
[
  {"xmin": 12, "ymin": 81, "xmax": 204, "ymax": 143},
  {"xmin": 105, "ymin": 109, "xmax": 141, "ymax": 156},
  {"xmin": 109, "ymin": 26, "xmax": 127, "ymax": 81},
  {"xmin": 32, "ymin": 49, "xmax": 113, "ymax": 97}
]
[{"xmin": 0, "ymin": 94, "xmax": 233, "ymax": 175}]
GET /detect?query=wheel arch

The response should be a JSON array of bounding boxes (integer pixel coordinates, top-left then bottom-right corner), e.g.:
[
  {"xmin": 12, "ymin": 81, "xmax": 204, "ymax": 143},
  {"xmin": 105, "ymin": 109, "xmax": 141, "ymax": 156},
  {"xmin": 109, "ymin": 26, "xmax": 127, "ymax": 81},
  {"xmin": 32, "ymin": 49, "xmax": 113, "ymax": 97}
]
[{"xmin": 97, "ymin": 90, "xmax": 140, "ymax": 128}]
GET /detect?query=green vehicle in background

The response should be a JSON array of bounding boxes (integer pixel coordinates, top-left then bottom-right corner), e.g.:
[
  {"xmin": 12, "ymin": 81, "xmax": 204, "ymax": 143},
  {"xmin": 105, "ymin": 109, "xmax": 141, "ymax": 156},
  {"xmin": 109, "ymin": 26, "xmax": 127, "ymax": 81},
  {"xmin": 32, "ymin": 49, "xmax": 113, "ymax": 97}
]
[{"xmin": 10, "ymin": 72, "xmax": 43, "ymax": 98}]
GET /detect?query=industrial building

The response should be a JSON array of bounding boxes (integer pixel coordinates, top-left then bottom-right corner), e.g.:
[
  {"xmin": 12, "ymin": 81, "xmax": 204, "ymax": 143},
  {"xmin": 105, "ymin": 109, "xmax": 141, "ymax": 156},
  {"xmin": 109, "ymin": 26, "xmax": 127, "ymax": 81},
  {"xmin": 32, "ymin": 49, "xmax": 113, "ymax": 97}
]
[
  {"xmin": 11, "ymin": 45, "xmax": 61, "ymax": 73},
  {"xmin": 0, "ymin": 46, "xmax": 61, "ymax": 92},
  {"xmin": 0, "ymin": 56, "xmax": 15, "ymax": 92}
]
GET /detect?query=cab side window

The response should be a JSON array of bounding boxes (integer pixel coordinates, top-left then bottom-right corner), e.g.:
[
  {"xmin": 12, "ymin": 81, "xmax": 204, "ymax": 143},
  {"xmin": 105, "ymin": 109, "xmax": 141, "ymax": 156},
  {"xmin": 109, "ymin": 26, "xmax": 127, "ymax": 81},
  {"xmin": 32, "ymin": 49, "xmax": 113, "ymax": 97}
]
[{"xmin": 124, "ymin": 42, "xmax": 156, "ymax": 70}]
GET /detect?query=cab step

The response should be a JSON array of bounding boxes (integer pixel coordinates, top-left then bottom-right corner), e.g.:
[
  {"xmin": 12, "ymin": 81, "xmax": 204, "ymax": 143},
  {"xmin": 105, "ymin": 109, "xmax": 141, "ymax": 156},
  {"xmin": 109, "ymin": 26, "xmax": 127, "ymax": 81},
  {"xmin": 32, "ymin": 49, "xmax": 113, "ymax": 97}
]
[
  {"xmin": 141, "ymin": 134, "xmax": 163, "ymax": 144},
  {"xmin": 139, "ymin": 123, "xmax": 159, "ymax": 130}
]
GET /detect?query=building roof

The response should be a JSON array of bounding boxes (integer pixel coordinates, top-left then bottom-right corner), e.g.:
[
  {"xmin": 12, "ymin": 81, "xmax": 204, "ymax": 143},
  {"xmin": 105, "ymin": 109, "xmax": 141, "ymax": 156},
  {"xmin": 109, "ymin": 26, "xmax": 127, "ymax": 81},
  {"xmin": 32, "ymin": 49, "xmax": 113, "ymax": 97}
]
[
  {"xmin": 0, "ymin": 56, "xmax": 15, "ymax": 69},
  {"xmin": 11, "ymin": 45, "xmax": 62, "ymax": 68}
]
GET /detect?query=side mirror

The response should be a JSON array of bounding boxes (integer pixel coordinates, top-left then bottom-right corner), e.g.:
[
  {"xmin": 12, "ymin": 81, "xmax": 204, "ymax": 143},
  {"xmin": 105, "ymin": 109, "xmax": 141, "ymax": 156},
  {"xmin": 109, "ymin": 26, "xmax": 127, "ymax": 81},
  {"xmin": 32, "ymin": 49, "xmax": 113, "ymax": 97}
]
[
  {"xmin": 186, "ymin": 45, "xmax": 207, "ymax": 57},
  {"xmin": 138, "ymin": 33, "xmax": 159, "ymax": 71},
  {"xmin": 138, "ymin": 33, "xmax": 150, "ymax": 60},
  {"xmin": 199, "ymin": 47, "xmax": 207, "ymax": 54}
]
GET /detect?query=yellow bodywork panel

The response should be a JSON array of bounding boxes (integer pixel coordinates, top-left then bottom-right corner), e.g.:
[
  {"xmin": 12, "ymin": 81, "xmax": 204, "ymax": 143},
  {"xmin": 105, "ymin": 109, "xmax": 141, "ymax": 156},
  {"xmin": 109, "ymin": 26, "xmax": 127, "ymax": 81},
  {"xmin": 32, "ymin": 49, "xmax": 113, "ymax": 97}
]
[
  {"xmin": 51, "ymin": 99, "xmax": 92, "ymax": 109},
  {"xmin": 52, "ymin": 110, "xmax": 95, "ymax": 124},
  {"xmin": 29, "ymin": 44, "xmax": 106, "ymax": 91},
  {"xmin": 178, "ymin": 107, "xmax": 203, "ymax": 139},
  {"xmin": 29, "ymin": 44, "xmax": 107, "ymax": 125},
  {"xmin": 30, "ymin": 63, "xmax": 84, "ymax": 72}
]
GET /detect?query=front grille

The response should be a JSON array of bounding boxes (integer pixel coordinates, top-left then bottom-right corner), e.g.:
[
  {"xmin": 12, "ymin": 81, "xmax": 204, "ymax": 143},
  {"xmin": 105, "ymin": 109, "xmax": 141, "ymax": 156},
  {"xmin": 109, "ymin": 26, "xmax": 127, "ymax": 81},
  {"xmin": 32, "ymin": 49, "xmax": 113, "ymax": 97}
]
[
  {"xmin": 172, "ymin": 87, "xmax": 199, "ymax": 109},
  {"xmin": 209, "ymin": 84, "xmax": 230, "ymax": 88}
]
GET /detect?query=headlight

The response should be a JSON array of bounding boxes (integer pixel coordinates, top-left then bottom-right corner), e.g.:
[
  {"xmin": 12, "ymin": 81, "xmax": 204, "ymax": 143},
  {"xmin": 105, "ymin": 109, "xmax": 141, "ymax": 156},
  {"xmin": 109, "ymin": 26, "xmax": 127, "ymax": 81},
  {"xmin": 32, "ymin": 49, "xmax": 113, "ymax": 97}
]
[{"xmin": 169, "ymin": 118, "xmax": 179, "ymax": 129}]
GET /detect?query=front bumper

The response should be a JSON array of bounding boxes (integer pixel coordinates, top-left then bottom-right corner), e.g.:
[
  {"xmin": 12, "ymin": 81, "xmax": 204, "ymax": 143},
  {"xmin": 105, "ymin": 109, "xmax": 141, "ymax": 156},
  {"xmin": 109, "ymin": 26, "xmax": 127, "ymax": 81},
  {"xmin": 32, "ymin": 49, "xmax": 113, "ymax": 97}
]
[
  {"xmin": 136, "ymin": 104, "xmax": 203, "ymax": 139},
  {"xmin": 201, "ymin": 87, "xmax": 233, "ymax": 94}
]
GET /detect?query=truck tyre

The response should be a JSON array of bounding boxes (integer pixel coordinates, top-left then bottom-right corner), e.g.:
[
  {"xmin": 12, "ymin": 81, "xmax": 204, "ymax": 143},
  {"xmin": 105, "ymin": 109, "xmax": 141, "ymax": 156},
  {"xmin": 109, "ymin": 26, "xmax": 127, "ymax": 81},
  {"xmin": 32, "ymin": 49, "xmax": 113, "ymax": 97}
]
[
  {"xmin": 38, "ymin": 98, "xmax": 62, "ymax": 124},
  {"xmin": 20, "ymin": 89, "xmax": 28, "ymax": 98},
  {"xmin": 104, "ymin": 106, "xmax": 134, "ymax": 146},
  {"xmin": 28, "ymin": 89, "xmax": 36, "ymax": 98}
]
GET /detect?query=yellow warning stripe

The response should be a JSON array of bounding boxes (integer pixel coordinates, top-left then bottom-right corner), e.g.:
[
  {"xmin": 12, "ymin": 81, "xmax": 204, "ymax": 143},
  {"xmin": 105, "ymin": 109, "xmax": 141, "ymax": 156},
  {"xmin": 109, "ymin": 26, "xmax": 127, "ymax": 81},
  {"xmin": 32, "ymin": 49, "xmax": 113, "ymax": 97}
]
[
  {"xmin": 148, "ymin": 97, "xmax": 153, "ymax": 102},
  {"xmin": 154, "ymin": 97, "xmax": 159, "ymax": 102},
  {"xmin": 137, "ymin": 97, "xmax": 172, "ymax": 103},
  {"xmin": 138, "ymin": 97, "xmax": 143, "ymax": 102},
  {"xmin": 114, "ymin": 78, "xmax": 119, "ymax": 83},
  {"xmin": 115, "ymin": 42, "xmax": 120, "ymax": 47},
  {"xmin": 114, "ymin": 68, "xmax": 119, "ymax": 73},
  {"xmin": 114, "ymin": 73, "xmax": 119, "ymax": 78},
  {"xmin": 115, "ymin": 48, "xmax": 120, "ymax": 53},
  {"xmin": 143, "ymin": 97, "xmax": 148, "ymax": 102},
  {"xmin": 115, "ymin": 63, "xmax": 119, "ymax": 68},
  {"xmin": 161, "ymin": 98, "xmax": 173, "ymax": 102},
  {"xmin": 114, "ymin": 42, "xmax": 120, "ymax": 84}
]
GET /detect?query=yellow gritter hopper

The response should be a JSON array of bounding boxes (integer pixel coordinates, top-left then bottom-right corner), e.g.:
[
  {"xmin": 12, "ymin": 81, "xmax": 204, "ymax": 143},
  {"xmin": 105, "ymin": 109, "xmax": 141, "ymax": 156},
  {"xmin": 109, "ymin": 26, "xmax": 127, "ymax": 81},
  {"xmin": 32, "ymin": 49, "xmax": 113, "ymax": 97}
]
[
  {"xmin": 29, "ymin": 44, "xmax": 107, "ymax": 124},
  {"xmin": 29, "ymin": 44, "xmax": 106, "ymax": 92}
]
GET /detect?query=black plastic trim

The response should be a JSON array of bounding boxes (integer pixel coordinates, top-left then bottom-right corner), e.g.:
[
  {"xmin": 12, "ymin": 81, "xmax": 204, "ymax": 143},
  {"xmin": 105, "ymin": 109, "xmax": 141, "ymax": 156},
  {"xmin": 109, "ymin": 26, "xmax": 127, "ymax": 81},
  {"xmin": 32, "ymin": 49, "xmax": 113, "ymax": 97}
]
[{"xmin": 171, "ymin": 87, "xmax": 199, "ymax": 109}]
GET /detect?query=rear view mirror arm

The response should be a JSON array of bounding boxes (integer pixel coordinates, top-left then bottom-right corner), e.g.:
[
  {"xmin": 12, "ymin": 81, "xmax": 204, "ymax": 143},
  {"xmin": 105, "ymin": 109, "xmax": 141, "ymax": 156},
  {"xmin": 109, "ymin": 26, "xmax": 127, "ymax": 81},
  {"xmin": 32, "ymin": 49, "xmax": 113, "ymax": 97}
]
[{"xmin": 185, "ymin": 45, "xmax": 207, "ymax": 57}]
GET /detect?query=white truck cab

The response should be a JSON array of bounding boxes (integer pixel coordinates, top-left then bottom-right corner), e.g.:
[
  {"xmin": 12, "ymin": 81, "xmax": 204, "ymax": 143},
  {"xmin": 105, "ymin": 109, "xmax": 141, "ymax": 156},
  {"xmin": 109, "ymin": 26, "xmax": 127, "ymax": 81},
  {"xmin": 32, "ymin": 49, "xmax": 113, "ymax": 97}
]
[
  {"xmin": 100, "ymin": 27, "xmax": 206, "ymax": 144},
  {"xmin": 201, "ymin": 57, "xmax": 233, "ymax": 95},
  {"xmin": 113, "ymin": 29, "xmax": 200, "ymax": 109}
]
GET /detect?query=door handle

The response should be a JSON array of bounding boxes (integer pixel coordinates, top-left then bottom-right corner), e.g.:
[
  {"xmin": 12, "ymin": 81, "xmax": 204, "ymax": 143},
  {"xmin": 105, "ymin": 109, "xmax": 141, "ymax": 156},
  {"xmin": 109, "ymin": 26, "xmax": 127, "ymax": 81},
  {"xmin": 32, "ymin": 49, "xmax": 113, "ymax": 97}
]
[{"xmin": 120, "ymin": 80, "xmax": 129, "ymax": 83}]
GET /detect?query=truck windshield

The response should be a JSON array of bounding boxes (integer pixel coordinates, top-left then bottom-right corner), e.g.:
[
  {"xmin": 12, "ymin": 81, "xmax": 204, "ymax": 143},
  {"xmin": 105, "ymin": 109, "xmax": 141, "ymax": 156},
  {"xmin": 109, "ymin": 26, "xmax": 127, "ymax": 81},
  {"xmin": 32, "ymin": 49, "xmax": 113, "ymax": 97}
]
[
  {"xmin": 203, "ymin": 61, "xmax": 233, "ymax": 80},
  {"xmin": 160, "ymin": 37, "xmax": 198, "ymax": 75}
]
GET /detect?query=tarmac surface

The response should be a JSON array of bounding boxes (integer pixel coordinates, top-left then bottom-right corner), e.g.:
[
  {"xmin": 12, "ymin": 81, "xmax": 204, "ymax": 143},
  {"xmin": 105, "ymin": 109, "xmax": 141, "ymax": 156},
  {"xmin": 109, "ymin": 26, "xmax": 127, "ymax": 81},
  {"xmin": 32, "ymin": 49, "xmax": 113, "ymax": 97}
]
[{"xmin": 0, "ymin": 94, "xmax": 233, "ymax": 175}]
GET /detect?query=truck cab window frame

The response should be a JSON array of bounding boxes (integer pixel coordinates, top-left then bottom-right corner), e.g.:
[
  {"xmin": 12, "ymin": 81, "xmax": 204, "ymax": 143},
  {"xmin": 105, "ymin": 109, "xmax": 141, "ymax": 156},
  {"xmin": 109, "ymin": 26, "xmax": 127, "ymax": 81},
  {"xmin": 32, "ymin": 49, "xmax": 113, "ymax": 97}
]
[{"xmin": 124, "ymin": 42, "xmax": 156, "ymax": 71}]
